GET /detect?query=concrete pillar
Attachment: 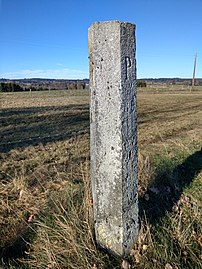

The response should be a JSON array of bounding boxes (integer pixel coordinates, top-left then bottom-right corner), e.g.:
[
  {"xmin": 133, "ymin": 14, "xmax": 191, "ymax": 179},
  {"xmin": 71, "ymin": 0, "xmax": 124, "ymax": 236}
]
[{"xmin": 88, "ymin": 21, "xmax": 138, "ymax": 256}]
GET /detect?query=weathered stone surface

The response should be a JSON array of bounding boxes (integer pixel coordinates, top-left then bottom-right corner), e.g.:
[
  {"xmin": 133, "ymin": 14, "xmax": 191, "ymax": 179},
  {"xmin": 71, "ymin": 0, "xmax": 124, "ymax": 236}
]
[{"xmin": 88, "ymin": 21, "xmax": 138, "ymax": 256}]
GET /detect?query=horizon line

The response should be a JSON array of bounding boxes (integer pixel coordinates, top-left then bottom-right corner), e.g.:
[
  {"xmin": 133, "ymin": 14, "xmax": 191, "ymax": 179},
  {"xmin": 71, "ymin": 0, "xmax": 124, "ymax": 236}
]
[{"xmin": 1, "ymin": 77, "xmax": 201, "ymax": 80}]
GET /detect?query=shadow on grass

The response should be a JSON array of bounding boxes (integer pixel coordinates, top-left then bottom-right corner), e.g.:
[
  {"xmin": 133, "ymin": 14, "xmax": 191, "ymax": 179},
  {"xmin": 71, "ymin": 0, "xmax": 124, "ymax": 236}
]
[
  {"xmin": 0, "ymin": 224, "xmax": 36, "ymax": 264},
  {"xmin": 0, "ymin": 104, "xmax": 90, "ymax": 153},
  {"xmin": 139, "ymin": 148, "xmax": 202, "ymax": 225}
]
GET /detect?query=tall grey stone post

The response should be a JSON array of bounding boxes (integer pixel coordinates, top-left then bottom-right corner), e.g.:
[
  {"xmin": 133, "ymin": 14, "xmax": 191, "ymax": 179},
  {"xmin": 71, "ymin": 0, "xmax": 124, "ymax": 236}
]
[{"xmin": 88, "ymin": 21, "xmax": 138, "ymax": 257}]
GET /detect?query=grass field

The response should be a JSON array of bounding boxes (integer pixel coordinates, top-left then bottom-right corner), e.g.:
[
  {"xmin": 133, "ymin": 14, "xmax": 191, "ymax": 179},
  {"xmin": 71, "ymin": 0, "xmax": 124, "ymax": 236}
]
[{"xmin": 0, "ymin": 88, "xmax": 202, "ymax": 268}]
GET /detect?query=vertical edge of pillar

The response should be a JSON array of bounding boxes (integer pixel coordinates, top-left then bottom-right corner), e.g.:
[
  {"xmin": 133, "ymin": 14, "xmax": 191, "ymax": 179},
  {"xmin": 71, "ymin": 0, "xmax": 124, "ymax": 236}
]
[{"xmin": 120, "ymin": 22, "xmax": 138, "ymax": 255}]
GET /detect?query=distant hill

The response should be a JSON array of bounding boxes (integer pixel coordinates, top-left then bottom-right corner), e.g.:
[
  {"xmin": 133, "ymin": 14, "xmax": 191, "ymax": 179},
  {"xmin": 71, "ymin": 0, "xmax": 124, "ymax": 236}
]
[
  {"xmin": 0, "ymin": 78, "xmax": 89, "ymax": 91},
  {"xmin": 0, "ymin": 78, "xmax": 89, "ymax": 84},
  {"xmin": 1, "ymin": 78, "xmax": 202, "ymax": 90}
]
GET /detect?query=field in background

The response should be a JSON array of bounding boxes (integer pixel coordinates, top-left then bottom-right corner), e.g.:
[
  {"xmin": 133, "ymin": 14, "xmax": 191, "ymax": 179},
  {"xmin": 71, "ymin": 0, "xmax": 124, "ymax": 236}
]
[
  {"xmin": 142, "ymin": 84, "xmax": 202, "ymax": 93},
  {"xmin": 0, "ymin": 87, "xmax": 202, "ymax": 268}
]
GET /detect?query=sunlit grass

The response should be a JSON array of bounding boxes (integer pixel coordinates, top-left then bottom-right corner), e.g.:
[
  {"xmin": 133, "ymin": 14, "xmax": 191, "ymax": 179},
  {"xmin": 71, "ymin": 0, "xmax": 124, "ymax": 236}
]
[{"xmin": 0, "ymin": 88, "xmax": 201, "ymax": 268}]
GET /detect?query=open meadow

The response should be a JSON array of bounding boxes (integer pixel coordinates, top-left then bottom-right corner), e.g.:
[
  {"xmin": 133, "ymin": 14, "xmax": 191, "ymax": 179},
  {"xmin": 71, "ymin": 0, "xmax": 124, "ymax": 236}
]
[{"xmin": 0, "ymin": 87, "xmax": 202, "ymax": 268}]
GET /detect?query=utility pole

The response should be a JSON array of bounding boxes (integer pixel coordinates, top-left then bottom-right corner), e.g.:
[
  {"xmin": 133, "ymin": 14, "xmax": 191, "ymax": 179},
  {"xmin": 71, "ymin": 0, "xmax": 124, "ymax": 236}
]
[{"xmin": 192, "ymin": 53, "xmax": 197, "ymax": 90}]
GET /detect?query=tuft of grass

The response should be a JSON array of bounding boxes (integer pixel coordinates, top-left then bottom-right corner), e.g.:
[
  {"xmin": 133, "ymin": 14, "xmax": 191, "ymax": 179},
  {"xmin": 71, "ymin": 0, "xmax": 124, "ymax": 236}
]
[
  {"xmin": 0, "ymin": 169, "xmax": 45, "ymax": 250},
  {"xmin": 20, "ymin": 164, "xmax": 120, "ymax": 269},
  {"xmin": 25, "ymin": 183, "xmax": 102, "ymax": 269}
]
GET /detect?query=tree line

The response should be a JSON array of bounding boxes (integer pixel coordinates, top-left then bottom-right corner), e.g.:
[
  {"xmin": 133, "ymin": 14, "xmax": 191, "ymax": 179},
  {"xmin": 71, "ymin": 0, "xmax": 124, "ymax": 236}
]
[
  {"xmin": 0, "ymin": 82, "xmax": 87, "ymax": 92},
  {"xmin": 0, "ymin": 82, "xmax": 23, "ymax": 92},
  {"xmin": 0, "ymin": 80, "xmax": 146, "ymax": 93}
]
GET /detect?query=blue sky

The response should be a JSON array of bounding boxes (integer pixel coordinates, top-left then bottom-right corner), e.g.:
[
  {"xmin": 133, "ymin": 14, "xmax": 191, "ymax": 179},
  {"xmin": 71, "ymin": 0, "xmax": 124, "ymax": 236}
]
[{"xmin": 0, "ymin": 0, "xmax": 202, "ymax": 79}]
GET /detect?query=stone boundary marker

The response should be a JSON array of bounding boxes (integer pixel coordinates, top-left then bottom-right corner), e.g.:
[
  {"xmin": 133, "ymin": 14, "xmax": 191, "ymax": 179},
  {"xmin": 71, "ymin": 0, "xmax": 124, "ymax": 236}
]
[{"xmin": 88, "ymin": 20, "xmax": 138, "ymax": 256}]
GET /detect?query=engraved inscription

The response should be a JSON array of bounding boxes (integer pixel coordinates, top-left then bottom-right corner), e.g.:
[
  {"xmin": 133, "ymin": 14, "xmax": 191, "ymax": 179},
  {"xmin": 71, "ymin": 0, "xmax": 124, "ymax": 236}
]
[{"xmin": 125, "ymin": 57, "xmax": 131, "ymax": 79}]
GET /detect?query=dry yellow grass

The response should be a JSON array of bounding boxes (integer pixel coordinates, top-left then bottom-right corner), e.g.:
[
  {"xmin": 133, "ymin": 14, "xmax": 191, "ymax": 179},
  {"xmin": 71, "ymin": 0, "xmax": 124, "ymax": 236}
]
[
  {"xmin": 138, "ymin": 91, "xmax": 202, "ymax": 154},
  {"xmin": 0, "ymin": 88, "xmax": 201, "ymax": 268}
]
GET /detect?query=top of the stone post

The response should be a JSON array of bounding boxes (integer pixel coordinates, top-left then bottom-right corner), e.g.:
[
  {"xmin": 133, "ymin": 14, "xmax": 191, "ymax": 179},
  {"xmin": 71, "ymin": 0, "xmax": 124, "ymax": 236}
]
[{"xmin": 89, "ymin": 20, "xmax": 136, "ymax": 29}]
